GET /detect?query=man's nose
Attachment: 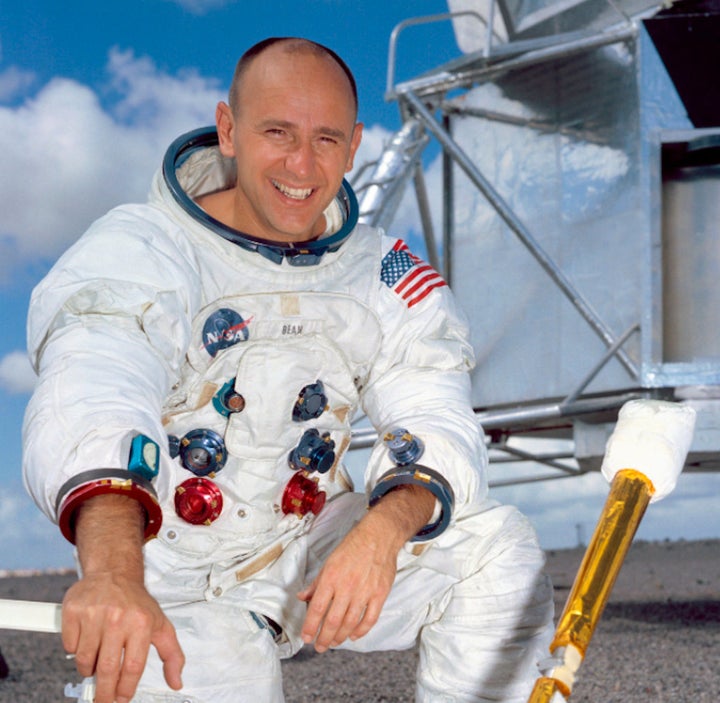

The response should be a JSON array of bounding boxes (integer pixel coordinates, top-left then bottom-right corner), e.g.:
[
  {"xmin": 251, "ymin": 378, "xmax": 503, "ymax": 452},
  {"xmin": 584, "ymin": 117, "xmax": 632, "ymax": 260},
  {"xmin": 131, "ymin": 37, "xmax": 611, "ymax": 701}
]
[{"xmin": 285, "ymin": 140, "xmax": 316, "ymax": 178}]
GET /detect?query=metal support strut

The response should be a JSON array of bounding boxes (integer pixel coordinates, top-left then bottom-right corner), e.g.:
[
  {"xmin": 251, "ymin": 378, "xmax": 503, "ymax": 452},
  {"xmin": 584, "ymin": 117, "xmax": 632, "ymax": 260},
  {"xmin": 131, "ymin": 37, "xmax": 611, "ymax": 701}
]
[{"xmin": 402, "ymin": 89, "xmax": 639, "ymax": 380}]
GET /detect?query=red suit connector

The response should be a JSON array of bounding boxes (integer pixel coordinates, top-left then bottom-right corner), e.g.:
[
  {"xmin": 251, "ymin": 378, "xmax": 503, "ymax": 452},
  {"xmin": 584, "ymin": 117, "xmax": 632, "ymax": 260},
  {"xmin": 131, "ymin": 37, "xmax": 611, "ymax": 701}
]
[{"xmin": 281, "ymin": 472, "xmax": 326, "ymax": 518}]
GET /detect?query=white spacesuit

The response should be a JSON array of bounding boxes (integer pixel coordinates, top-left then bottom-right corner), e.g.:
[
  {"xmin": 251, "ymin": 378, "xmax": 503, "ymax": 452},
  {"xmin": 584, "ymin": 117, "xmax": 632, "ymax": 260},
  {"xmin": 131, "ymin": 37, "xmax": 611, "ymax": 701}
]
[{"xmin": 23, "ymin": 127, "xmax": 553, "ymax": 702}]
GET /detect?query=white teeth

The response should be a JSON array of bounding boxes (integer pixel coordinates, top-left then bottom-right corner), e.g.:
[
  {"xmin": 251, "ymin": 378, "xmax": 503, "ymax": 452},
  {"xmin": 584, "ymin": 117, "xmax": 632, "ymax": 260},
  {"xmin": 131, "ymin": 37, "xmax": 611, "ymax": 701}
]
[{"xmin": 272, "ymin": 180, "xmax": 312, "ymax": 200}]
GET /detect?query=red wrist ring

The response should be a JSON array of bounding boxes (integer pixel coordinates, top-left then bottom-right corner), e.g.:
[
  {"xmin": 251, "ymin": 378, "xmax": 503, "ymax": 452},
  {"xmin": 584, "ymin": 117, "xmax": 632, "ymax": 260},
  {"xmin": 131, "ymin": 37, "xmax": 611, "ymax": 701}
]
[{"xmin": 58, "ymin": 477, "xmax": 163, "ymax": 544}]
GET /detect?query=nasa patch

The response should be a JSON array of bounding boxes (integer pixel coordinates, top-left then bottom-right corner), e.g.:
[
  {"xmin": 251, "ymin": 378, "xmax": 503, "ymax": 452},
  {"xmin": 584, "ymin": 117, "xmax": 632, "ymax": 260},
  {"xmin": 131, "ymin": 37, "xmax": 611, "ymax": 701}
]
[{"xmin": 202, "ymin": 308, "xmax": 251, "ymax": 357}]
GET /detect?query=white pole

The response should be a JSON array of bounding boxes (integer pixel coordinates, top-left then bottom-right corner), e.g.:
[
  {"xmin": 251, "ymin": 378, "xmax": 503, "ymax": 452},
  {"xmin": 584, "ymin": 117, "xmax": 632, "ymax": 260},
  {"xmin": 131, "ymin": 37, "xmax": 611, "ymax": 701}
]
[{"xmin": 0, "ymin": 599, "xmax": 62, "ymax": 633}]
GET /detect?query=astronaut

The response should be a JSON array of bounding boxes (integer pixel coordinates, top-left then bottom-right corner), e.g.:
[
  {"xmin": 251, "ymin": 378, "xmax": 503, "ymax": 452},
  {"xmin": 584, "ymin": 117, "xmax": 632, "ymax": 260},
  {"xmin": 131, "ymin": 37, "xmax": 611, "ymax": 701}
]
[{"xmin": 22, "ymin": 38, "xmax": 553, "ymax": 703}]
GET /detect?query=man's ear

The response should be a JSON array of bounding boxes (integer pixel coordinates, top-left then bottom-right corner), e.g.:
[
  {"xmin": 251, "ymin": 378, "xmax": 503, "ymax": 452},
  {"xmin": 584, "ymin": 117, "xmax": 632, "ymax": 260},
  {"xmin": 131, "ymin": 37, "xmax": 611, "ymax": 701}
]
[
  {"xmin": 216, "ymin": 102, "xmax": 235, "ymax": 158},
  {"xmin": 345, "ymin": 122, "xmax": 364, "ymax": 173}
]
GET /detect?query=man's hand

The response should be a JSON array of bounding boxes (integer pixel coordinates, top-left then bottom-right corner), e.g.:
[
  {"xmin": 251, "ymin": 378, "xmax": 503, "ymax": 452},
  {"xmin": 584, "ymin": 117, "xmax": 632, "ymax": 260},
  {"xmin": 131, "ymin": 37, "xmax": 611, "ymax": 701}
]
[
  {"xmin": 297, "ymin": 484, "xmax": 435, "ymax": 652},
  {"xmin": 63, "ymin": 494, "xmax": 185, "ymax": 703}
]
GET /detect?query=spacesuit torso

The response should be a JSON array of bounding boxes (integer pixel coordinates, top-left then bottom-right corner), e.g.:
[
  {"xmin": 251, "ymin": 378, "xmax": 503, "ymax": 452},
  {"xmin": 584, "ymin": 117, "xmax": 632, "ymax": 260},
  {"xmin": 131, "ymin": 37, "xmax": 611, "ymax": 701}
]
[{"xmin": 157, "ymin": 240, "xmax": 384, "ymax": 566}]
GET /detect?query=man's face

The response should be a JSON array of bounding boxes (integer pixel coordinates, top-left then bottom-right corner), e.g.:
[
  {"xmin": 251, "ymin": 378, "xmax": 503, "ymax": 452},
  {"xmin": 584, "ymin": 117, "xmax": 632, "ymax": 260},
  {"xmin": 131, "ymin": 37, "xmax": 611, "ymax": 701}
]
[{"xmin": 217, "ymin": 47, "xmax": 363, "ymax": 244}]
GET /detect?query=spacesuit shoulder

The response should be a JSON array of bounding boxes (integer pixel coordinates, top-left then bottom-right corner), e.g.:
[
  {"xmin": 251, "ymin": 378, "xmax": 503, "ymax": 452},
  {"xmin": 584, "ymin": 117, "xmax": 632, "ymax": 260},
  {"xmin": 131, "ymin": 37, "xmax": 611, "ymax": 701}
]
[{"xmin": 27, "ymin": 202, "xmax": 201, "ymax": 367}]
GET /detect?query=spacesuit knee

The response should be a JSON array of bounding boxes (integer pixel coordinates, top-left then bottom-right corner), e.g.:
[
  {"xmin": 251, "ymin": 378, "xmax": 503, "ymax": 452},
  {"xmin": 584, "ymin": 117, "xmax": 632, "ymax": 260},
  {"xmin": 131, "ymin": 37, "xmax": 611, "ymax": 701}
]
[
  {"xmin": 133, "ymin": 602, "xmax": 286, "ymax": 703},
  {"xmin": 415, "ymin": 506, "xmax": 554, "ymax": 702}
]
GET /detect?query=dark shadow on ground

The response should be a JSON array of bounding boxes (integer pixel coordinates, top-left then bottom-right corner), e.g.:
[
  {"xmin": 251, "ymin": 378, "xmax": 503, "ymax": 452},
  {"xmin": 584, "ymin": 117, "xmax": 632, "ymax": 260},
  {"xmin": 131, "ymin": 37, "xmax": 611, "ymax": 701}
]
[{"xmin": 602, "ymin": 599, "xmax": 720, "ymax": 626}]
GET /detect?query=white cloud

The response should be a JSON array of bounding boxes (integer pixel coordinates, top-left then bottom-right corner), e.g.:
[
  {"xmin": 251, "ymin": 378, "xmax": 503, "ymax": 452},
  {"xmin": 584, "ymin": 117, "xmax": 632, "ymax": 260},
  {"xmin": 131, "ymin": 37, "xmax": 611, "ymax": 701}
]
[
  {"xmin": 489, "ymin": 459, "xmax": 720, "ymax": 551},
  {"xmin": 0, "ymin": 65, "xmax": 36, "ymax": 101},
  {"xmin": 106, "ymin": 48, "xmax": 223, "ymax": 131},
  {"xmin": 0, "ymin": 350, "xmax": 36, "ymax": 394},
  {"xmin": 0, "ymin": 488, "xmax": 75, "ymax": 570},
  {"xmin": 163, "ymin": 0, "xmax": 236, "ymax": 14},
  {"xmin": 349, "ymin": 122, "xmax": 388, "ymax": 176},
  {"xmin": 0, "ymin": 49, "xmax": 225, "ymax": 272}
]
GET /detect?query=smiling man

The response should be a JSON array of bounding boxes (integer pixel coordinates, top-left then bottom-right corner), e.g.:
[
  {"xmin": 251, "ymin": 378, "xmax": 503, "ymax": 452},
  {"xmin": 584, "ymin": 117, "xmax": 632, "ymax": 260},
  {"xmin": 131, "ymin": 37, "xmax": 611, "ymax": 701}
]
[
  {"xmin": 200, "ymin": 40, "xmax": 363, "ymax": 243},
  {"xmin": 23, "ymin": 38, "xmax": 553, "ymax": 703}
]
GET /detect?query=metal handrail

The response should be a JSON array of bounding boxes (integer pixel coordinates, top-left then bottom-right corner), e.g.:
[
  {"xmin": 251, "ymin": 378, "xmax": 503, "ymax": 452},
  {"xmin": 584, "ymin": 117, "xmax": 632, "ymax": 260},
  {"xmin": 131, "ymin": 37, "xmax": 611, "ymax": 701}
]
[{"xmin": 385, "ymin": 11, "xmax": 496, "ymax": 100}]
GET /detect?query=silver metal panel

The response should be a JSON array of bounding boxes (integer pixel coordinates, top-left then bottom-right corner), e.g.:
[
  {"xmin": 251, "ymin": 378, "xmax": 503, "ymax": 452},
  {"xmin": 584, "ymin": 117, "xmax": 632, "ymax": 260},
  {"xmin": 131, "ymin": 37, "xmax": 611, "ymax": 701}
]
[
  {"xmin": 448, "ymin": 27, "xmax": 696, "ymax": 408},
  {"xmin": 449, "ymin": 0, "xmax": 663, "ymax": 50},
  {"xmin": 662, "ymin": 151, "xmax": 720, "ymax": 362},
  {"xmin": 500, "ymin": 0, "xmax": 660, "ymax": 38},
  {"xmin": 643, "ymin": 127, "xmax": 720, "ymax": 388}
]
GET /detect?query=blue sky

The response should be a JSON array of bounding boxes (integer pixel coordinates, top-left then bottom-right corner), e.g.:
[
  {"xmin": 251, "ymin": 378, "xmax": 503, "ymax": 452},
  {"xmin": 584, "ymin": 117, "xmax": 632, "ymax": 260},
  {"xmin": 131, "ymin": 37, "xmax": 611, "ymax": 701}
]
[{"xmin": 1, "ymin": 0, "xmax": 718, "ymax": 570}]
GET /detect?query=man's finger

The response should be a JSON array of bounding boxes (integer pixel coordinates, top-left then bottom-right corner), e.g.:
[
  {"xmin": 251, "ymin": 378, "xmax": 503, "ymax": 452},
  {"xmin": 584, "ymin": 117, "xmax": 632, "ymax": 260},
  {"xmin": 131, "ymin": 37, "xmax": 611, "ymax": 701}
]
[
  {"xmin": 72, "ymin": 624, "xmax": 103, "ymax": 680},
  {"xmin": 296, "ymin": 582, "xmax": 316, "ymax": 603},
  {"xmin": 329, "ymin": 601, "xmax": 366, "ymax": 647},
  {"xmin": 61, "ymin": 611, "xmax": 81, "ymax": 661},
  {"xmin": 301, "ymin": 586, "xmax": 333, "ymax": 644},
  {"xmin": 313, "ymin": 594, "xmax": 354, "ymax": 652},
  {"xmin": 154, "ymin": 619, "xmax": 185, "ymax": 690},
  {"xmin": 113, "ymin": 628, "xmax": 152, "ymax": 703},
  {"xmin": 92, "ymin": 624, "xmax": 128, "ymax": 703},
  {"xmin": 350, "ymin": 596, "xmax": 384, "ymax": 641}
]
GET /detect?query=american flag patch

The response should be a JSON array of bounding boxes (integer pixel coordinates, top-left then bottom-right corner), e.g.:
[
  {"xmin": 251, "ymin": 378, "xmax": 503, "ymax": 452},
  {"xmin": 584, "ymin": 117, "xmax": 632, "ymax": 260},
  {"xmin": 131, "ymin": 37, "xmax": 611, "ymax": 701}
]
[{"xmin": 380, "ymin": 240, "xmax": 447, "ymax": 308}]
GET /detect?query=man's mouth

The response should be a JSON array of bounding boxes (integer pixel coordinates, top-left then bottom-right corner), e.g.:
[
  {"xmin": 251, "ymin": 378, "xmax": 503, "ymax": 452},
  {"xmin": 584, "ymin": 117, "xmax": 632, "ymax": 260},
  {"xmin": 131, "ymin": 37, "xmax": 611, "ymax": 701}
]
[{"xmin": 272, "ymin": 180, "xmax": 313, "ymax": 201}]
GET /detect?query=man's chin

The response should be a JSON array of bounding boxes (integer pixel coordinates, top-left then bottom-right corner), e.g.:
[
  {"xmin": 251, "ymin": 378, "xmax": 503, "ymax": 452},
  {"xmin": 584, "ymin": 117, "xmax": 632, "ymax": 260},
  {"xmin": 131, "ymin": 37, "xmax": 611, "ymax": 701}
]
[{"xmin": 263, "ymin": 219, "xmax": 326, "ymax": 244}]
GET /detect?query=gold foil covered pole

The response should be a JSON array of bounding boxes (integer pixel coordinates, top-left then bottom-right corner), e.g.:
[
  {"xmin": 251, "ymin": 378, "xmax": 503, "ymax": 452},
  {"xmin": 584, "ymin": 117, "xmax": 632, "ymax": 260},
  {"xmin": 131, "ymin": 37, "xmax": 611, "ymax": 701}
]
[
  {"xmin": 528, "ymin": 676, "xmax": 566, "ymax": 702},
  {"xmin": 528, "ymin": 468, "xmax": 653, "ymax": 703}
]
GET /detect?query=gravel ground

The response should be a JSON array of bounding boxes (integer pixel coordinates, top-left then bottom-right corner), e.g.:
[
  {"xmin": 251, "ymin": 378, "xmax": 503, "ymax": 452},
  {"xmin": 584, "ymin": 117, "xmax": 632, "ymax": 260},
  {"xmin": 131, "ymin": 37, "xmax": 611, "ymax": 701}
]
[{"xmin": 0, "ymin": 539, "xmax": 717, "ymax": 702}]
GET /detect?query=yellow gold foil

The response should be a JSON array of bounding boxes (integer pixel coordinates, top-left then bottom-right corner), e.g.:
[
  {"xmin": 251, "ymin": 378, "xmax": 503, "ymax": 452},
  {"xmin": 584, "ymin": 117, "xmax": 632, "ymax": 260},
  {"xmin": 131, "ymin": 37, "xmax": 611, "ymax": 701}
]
[
  {"xmin": 551, "ymin": 469, "xmax": 653, "ymax": 656},
  {"xmin": 528, "ymin": 676, "xmax": 567, "ymax": 703}
]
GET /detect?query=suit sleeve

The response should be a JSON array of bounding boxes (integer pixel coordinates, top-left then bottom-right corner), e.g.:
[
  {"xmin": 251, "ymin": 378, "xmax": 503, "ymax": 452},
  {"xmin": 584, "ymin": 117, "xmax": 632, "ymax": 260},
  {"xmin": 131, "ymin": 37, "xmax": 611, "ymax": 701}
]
[
  {"xmin": 22, "ymin": 206, "xmax": 199, "ymax": 541},
  {"xmin": 360, "ymin": 237, "xmax": 487, "ymax": 540}
]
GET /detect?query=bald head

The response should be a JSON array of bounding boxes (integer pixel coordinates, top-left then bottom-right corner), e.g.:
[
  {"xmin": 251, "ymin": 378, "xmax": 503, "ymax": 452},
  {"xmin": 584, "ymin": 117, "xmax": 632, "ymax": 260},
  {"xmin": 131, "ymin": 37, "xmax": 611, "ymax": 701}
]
[
  {"xmin": 211, "ymin": 35, "xmax": 363, "ymax": 244},
  {"xmin": 228, "ymin": 38, "xmax": 358, "ymax": 119}
]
